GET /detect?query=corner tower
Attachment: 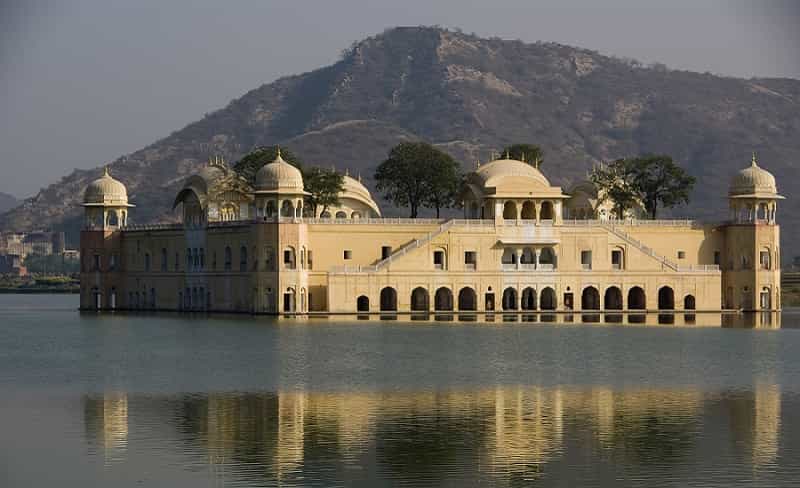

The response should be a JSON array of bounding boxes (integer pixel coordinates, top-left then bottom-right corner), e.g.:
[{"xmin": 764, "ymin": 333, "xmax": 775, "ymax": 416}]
[{"xmin": 723, "ymin": 154, "xmax": 783, "ymax": 310}]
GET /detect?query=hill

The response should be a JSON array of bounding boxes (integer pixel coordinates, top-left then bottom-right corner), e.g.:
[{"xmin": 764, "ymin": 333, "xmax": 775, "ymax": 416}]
[
  {"xmin": 1, "ymin": 27, "xmax": 798, "ymax": 258},
  {"xmin": 0, "ymin": 192, "xmax": 18, "ymax": 215}
]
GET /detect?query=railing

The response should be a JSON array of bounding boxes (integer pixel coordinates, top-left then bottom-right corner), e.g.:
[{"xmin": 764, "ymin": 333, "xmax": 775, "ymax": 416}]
[
  {"xmin": 501, "ymin": 263, "xmax": 556, "ymax": 271},
  {"xmin": 373, "ymin": 220, "xmax": 456, "ymax": 270},
  {"xmin": 603, "ymin": 223, "xmax": 679, "ymax": 271},
  {"xmin": 676, "ymin": 264, "xmax": 720, "ymax": 272},
  {"xmin": 304, "ymin": 217, "xmax": 446, "ymax": 225},
  {"xmin": 122, "ymin": 223, "xmax": 183, "ymax": 231}
]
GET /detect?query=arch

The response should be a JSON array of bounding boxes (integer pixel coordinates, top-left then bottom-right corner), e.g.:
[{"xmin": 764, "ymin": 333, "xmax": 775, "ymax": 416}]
[
  {"xmin": 521, "ymin": 201, "xmax": 536, "ymax": 220},
  {"xmin": 458, "ymin": 287, "xmax": 477, "ymax": 311},
  {"xmin": 658, "ymin": 286, "xmax": 675, "ymax": 310},
  {"xmin": 581, "ymin": 286, "xmax": 600, "ymax": 310},
  {"xmin": 335, "ymin": 210, "xmax": 348, "ymax": 219},
  {"xmin": 521, "ymin": 287, "xmax": 537, "ymax": 310},
  {"xmin": 106, "ymin": 210, "xmax": 119, "ymax": 227},
  {"xmin": 410, "ymin": 287, "xmax": 430, "ymax": 312},
  {"xmin": 283, "ymin": 287, "xmax": 296, "ymax": 313},
  {"xmin": 224, "ymin": 246, "xmax": 232, "ymax": 271},
  {"xmin": 501, "ymin": 248, "xmax": 516, "ymax": 265},
  {"xmin": 265, "ymin": 200, "xmax": 277, "ymax": 218},
  {"xmin": 283, "ymin": 246, "xmax": 296, "ymax": 270},
  {"xmin": 434, "ymin": 287, "xmax": 453, "ymax": 311},
  {"xmin": 320, "ymin": 211, "xmax": 331, "ymax": 218},
  {"xmin": 469, "ymin": 201, "xmax": 480, "ymax": 219},
  {"xmin": 520, "ymin": 247, "xmax": 535, "ymax": 264},
  {"xmin": 760, "ymin": 287, "xmax": 771, "ymax": 309},
  {"xmin": 503, "ymin": 201, "xmax": 517, "ymax": 220},
  {"xmin": 357, "ymin": 295, "xmax": 370, "ymax": 312},
  {"xmin": 540, "ymin": 201, "xmax": 555, "ymax": 220},
  {"xmin": 380, "ymin": 287, "xmax": 398, "ymax": 311},
  {"xmin": 628, "ymin": 286, "xmax": 646, "ymax": 310},
  {"xmin": 502, "ymin": 287, "xmax": 518, "ymax": 310},
  {"xmin": 539, "ymin": 247, "xmax": 556, "ymax": 267},
  {"xmin": 351, "ymin": 211, "xmax": 362, "ymax": 219},
  {"xmin": 540, "ymin": 287, "xmax": 557, "ymax": 310},
  {"xmin": 684, "ymin": 294, "xmax": 696, "ymax": 310},
  {"xmin": 280, "ymin": 200, "xmax": 294, "ymax": 218},
  {"xmin": 604, "ymin": 286, "xmax": 623, "ymax": 310}
]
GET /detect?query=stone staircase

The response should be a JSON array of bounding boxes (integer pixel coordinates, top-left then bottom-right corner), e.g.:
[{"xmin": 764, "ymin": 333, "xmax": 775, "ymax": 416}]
[
  {"xmin": 602, "ymin": 223, "xmax": 680, "ymax": 271},
  {"xmin": 373, "ymin": 219, "xmax": 456, "ymax": 270}
]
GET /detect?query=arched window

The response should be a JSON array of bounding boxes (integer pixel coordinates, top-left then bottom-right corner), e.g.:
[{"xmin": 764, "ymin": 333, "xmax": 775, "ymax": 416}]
[
  {"xmin": 266, "ymin": 200, "xmax": 276, "ymax": 218},
  {"xmin": 357, "ymin": 295, "xmax": 370, "ymax": 312},
  {"xmin": 502, "ymin": 287, "xmax": 517, "ymax": 310},
  {"xmin": 107, "ymin": 210, "xmax": 119, "ymax": 227},
  {"xmin": 283, "ymin": 287, "xmax": 296, "ymax": 312},
  {"xmin": 434, "ymin": 287, "xmax": 453, "ymax": 311},
  {"xmin": 540, "ymin": 201, "xmax": 554, "ymax": 220},
  {"xmin": 410, "ymin": 287, "xmax": 429, "ymax": 312},
  {"xmin": 283, "ymin": 246, "xmax": 296, "ymax": 270},
  {"xmin": 658, "ymin": 286, "xmax": 675, "ymax": 310},
  {"xmin": 501, "ymin": 248, "xmax": 516, "ymax": 265},
  {"xmin": 520, "ymin": 248, "xmax": 535, "ymax": 264},
  {"xmin": 540, "ymin": 287, "xmax": 557, "ymax": 310},
  {"xmin": 521, "ymin": 201, "xmax": 536, "ymax": 220},
  {"xmin": 380, "ymin": 287, "xmax": 397, "ymax": 311},
  {"xmin": 351, "ymin": 211, "xmax": 362, "ymax": 219},
  {"xmin": 539, "ymin": 247, "xmax": 556, "ymax": 268},
  {"xmin": 521, "ymin": 287, "xmax": 537, "ymax": 310},
  {"xmin": 144, "ymin": 253, "xmax": 151, "ymax": 271},
  {"xmin": 458, "ymin": 287, "xmax": 477, "ymax": 311},
  {"xmin": 604, "ymin": 286, "xmax": 623, "ymax": 310},
  {"xmin": 280, "ymin": 200, "xmax": 294, "ymax": 218},
  {"xmin": 503, "ymin": 201, "xmax": 517, "ymax": 220},
  {"xmin": 581, "ymin": 286, "xmax": 600, "ymax": 310},
  {"xmin": 320, "ymin": 211, "xmax": 331, "ymax": 219},
  {"xmin": 760, "ymin": 248, "xmax": 771, "ymax": 270},
  {"xmin": 239, "ymin": 246, "xmax": 247, "ymax": 271},
  {"xmin": 224, "ymin": 246, "xmax": 232, "ymax": 271},
  {"xmin": 628, "ymin": 287, "xmax": 646, "ymax": 310},
  {"xmin": 684, "ymin": 295, "xmax": 696, "ymax": 310},
  {"xmin": 335, "ymin": 211, "xmax": 348, "ymax": 219},
  {"xmin": 760, "ymin": 287, "xmax": 771, "ymax": 310}
]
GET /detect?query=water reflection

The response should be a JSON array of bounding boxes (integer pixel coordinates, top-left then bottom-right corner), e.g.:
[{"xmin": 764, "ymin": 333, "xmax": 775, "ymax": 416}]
[{"xmin": 82, "ymin": 386, "xmax": 785, "ymax": 486}]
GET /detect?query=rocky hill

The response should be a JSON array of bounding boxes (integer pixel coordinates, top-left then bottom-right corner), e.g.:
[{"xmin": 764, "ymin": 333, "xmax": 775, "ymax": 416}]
[
  {"xmin": 1, "ymin": 27, "xmax": 799, "ymax": 256},
  {"xmin": 0, "ymin": 193, "xmax": 18, "ymax": 215}
]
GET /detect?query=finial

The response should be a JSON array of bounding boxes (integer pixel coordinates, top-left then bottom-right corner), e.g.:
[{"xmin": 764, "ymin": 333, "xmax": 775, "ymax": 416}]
[
  {"xmin": 276, "ymin": 146, "xmax": 281, "ymax": 159},
  {"xmin": 103, "ymin": 166, "xmax": 110, "ymax": 177},
  {"xmin": 521, "ymin": 153, "xmax": 526, "ymax": 162},
  {"xmin": 345, "ymin": 167, "xmax": 350, "ymax": 176},
  {"xmin": 751, "ymin": 152, "xmax": 758, "ymax": 167},
  {"xmin": 505, "ymin": 149, "xmax": 510, "ymax": 159},
  {"xmin": 358, "ymin": 172, "xmax": 362, "ymax": 182}
]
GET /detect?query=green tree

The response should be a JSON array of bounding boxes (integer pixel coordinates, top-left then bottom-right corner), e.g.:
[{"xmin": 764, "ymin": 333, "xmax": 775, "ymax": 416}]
[
  {"xmin": 629, "ymin": 155, "xmax": 696, "ymax": 219},
  {"xmin": 23, "ymin": 254, "xmax": 80, "ymax": 275},
  {"xmin": 233, "ymin": 146, "xmax": 303, "ymax": 183},
  {"xmin": 589, "ymin": 159, "xmax": 640, "ymax": 219},
  {"xmin": 303, "ymin": 167, "xmax": 344, "ymax": 216},
  {"xmin": 375, "ymin": 142, "xmax": 461, "ymax": 218},
  {"xmin": 501, "ymin": 144, "xmax": 544, "ymax": 167}
]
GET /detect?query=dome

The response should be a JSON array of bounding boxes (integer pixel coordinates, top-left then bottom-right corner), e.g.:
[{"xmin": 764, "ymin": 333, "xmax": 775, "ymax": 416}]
[
  {"xmin": 340, "ymin": 174, "xmax": 381, "ymax": 216},
  {"xmin": 729, "ymin": 154, "xmax": 779, "ymax": 197},
  {"xmin": 83, "ymin": 167, "xmax": 131, "ymax": 206},
  {"xmin": 255, "ymin": 151, "xmax": 305, "ymax": 193},
  {"xmin": 475, "ymin": 158, "xmax": 551, "ymax": 188}
]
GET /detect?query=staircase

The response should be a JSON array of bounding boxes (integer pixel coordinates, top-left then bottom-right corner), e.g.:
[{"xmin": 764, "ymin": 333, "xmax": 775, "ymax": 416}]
[
  {"xmin": 373, "ymin": 219, "xmax": 456, "ymax": 271},
  {"xmin": 602, "ymin": 223, "xmax": 679, "ymax": 271}
]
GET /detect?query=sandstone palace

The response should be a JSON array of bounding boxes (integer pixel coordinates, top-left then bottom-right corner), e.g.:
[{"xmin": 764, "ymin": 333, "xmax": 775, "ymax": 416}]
[{"xmin": 79, "ymin": 152, "xmax": 782, "ymax": 315}]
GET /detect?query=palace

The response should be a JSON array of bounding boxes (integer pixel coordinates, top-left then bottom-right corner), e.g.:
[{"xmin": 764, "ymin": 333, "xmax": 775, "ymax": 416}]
[{"xmin": 79, "ymin": 152, "xmax": 782, "ymax": 314}]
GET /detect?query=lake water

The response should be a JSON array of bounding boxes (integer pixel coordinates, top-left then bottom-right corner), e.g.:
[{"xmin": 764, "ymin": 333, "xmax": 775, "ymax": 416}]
[{"xmin": 2, "ymin": 294, "xmax": 800, "ymax": 487}]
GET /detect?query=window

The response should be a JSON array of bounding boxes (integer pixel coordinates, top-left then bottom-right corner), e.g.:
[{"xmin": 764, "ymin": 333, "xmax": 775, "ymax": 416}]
[
  {"xmin": 212, "ymin": 251, "xmax": 217, "ymax": 271},
  {"xmin": 224, "ymin": 246, "xmax": 232, "ymax": 271},
  {"xmin": 283, "ymin": 247, "xmax": 296, "ymax": 269},
  {"xmin": 175, "ymin": 252, "xmax": 179, "ymax": 271},
  {"xmin": 200, "ymin": 248, "xmax": 205, "ymax": 269},
  {"xmin": 580, "ymin": 250, "xmax": 592, "ymax": 270},
  {"xmin": 93, "ymin": 254, "xmax": 101, "ymax": 271},
  {"xmin": 464, "ymin": 251, "xmax": 477, "ymax": 270},
  {"xmin": 381, "ymin": 246, "xmax": 392, "ymax": 260},
  {"xmin": 264, "ymin": 247, "xmax": 274, "ymax": 271},
  {"xmin": 144, "ymin": 253, "xmax": 151, "ymax": 271},
  {"xmin": 611, "ymin": 249, "xmax": 622, "ymax": 270},
  {"xmin": 186, "ymin": 248, "xmax": 192, "ymax": 270},
  {"xmin": 161, "ymin": 248, "xmax": 168, "ymax": 271},
  {"xmin": 760, "ymin": 250, "xmax": 771, "ymax": 270},
  {"xmin": 713, "ymin": 251, "xmax": 721, "ymax": 266},
  {"xmin": 109, "ymin": 253, "xmax": 117, "ymax": 271},
  {"xmin": 433, "ymin": 250, "xmax": 445, "ymax": 270},
  {"xmin": 741, "ymin": 255, "xmax": 750, "ymax": 270},
  {"xmin": 677, "ymin": 250, "xmax": 686, "ymax": 259},
  {"xmin": 239, "ymin": 246, "xmax": 247, "ymax": 272},
  {"xmin": 343, "ymin": 250, "xmax": 353, "ymax": 260},
  {"xmin": 307, "ymin": 250, "xmax": 313, "ymax": 270}
]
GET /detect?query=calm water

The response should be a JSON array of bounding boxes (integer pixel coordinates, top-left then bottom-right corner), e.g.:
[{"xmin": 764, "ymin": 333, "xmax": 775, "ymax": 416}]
[{"xmin": 2, "ymin": 295, "xmax": 800, "ymax": 487}]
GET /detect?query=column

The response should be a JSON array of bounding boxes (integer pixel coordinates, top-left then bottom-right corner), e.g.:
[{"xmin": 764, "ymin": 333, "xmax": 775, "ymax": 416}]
[
  {"xmin": 515, "ymin": 248, "xmax": 523, "ymax": 270},
  {"xmin": 534, "ymin": 248, "xmax": 541, "ymax": 269},
  {"xmin": 535, "ymin": 201, "xmax": 542, "ymax": 225}
]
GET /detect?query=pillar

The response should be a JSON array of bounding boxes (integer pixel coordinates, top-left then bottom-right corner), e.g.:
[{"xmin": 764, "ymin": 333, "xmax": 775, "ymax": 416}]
[
  {"xmin": 535, "ymin": 201, "xmax": 542, "ymax": 224},
  {"xmin": 535, "ymin": 248, "xmax": 541, "ymax": 269},
  {"xmin": 515, "ymin": 248, "xmax": 523, "ymax": 270}
]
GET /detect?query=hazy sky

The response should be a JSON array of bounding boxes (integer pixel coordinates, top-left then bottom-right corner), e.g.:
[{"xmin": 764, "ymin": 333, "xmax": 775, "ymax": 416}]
[{"xmin": 1, "ymin": 0, "xmax": 798, "ymax": 198}]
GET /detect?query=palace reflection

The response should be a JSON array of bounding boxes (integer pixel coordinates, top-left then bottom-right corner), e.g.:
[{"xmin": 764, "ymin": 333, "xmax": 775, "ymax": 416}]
[{"xmin": 82, "ymin": 385, "xmax": 785, "ymax": 485}]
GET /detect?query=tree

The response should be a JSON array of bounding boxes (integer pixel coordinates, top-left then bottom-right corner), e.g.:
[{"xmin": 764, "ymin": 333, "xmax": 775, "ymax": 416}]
[
  {"xmin": 589, "ymin": 159, "xmax": 640, "ymax": 219},
  {"xmin": 629, "ymin": 155, "xmax": 696, "ymax": 219},
  {"xmin": 233, "ymin": 146, "xmax": 302, "ymax": 183},
  {"xmin": 303, "ymin": 167, "xmax": 344, "ymax": 216},
  {"xmin": 375, "ymin": 142, "xmax": 461, "ymax": 218},
  {"xmin": 501, "ymin": 144, "xmax": 544, "ymax": 167}
]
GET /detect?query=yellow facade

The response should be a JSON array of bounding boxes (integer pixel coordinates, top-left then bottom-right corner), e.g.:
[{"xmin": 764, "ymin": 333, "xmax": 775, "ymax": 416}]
[{"xmin": 80, "ymin": 154, "xmax": 783, "ymax": 314}]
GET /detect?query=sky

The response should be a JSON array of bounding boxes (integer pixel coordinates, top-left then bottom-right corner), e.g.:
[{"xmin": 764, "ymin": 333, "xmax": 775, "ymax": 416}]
[{"xmin": 1, "ymin": 0, "xmax": 798, "ymax": 198}]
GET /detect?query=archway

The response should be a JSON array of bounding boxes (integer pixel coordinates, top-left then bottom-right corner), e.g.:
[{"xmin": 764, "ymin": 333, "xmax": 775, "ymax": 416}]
[
  {"xmin": 503, "ymin": 201, "xmax": 517, "ymax": 220},
  {"xmin": 604, "ymin": 286, "xmax": 623, "ymax": 310},
  {"xmin": 684, "ymin": 295, "xmax": 696, "ymax": 310},
  {"xmin": 380, "ymin": 287, "xmax": 398, "ymax": 311},
  {"xmin": 540, "ymin": 287, "xmax": 557, "ymax": 310},
  {"xmin": 357, "ymin": 295, "xmax": 369, "ymax": 312},
  {"xmin": 335, "ymin": 211, "xmax": 347, "ymax": 219},
  {"xmin": 540, "ymin": 201, "xmax": 554, "ymax": 220},
  {"xmin": 502, "ymin": 287, "xmax": 518, "ymax": 310},
  {"xmin": 410, "ymin": 287, "xmax": 429, "ymax": 312},
  {"xmin": 658, "ymin": 286, "xmax": 675, "ymax": 310},
  {"xmin": 521, "ymin": 287, "xmax": 537, "ymax": 310},
  {"xmin": 581, "ymin": 286, "xmax": 600, "ymax": 310},
  {"xmin": 539, "ymin": 247, "xmax": 556, "ymax": 268},
  {"xmin": 434, "ymin": 287, "xmax": 453, "ymax": 311},
  {"xmin": 283, "ymin": 288, "xmax": 296, "ymax": 313},
  {"xmin": 280, "ymin": 200, "xmax": 294, "ymax": 217},
  {"xmin": 760, "ymin": 287, "xmax": 771, "ymax": 309},
  {"xmin": 521, "ymin": 201, "xmax": 536, "ymax": 220},
  {"xmin": 627, "ymin": 287, "xmax": 646, "ymax": 310},
  {"xmin": 458, "ymin": 287, "xmax": 477, "ymax": 311}
]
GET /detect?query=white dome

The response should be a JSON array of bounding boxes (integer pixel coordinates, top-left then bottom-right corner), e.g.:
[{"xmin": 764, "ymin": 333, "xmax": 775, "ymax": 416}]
[
  {"xmin": 255, "ymin": 152, "xmax": 305, "ymax": 192},
  {"xmin": 83, "ymin": 167, "xmax": 130, "ymax": 206},
  {"xmin": 475, "ymin": 158, "xmax": 551, "ymax": 188},
  {"xmin": 729, "ymin": 155, "xmax": 778, "ymax": 197},
  {"xmin": 340, "ymin": 175, "xmax": 381, "ymax": 216}
]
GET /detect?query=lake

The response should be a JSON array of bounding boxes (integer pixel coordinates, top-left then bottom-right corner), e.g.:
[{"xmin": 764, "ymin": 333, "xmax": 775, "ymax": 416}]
[{"xmin": 2, "ymin": 294, "xmax": 800, "ymax": 487}]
